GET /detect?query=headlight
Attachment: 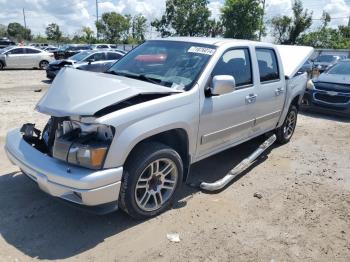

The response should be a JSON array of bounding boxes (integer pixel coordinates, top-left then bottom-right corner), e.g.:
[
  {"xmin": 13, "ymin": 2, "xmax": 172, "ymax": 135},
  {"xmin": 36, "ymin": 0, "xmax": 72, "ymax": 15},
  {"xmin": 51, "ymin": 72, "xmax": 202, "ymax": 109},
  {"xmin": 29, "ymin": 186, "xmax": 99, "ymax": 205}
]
[
  {"xmin": 67, "ymin": 142, "xmax": 108, "ymax": 169},
  {"xmin": 306, "ymin": 80, "xmax": 315, "ymax": 90},
  {"xmin": 52, "ymin": 121, "xmax": 114, "ymax": 169}
]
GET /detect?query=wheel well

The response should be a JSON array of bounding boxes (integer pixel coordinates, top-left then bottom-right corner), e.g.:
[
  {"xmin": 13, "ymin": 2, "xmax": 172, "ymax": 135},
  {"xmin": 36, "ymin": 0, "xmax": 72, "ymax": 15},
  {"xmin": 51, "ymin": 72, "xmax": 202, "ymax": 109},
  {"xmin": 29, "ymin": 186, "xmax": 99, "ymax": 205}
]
[
  {"xmin": 291, "ymin": 95, "xmax": 301, "ymax": 110},
  {"xmin": 125, "ymin": 129, "xmax": 190, "ymax": 181}
]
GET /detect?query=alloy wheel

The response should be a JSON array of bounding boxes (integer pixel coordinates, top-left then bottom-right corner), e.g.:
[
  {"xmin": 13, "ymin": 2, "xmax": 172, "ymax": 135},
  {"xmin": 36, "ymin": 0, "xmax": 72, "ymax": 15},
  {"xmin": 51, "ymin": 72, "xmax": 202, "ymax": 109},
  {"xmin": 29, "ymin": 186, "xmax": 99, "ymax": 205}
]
[
  {"xmin": 283, "ymin": 110, "xmax": 297, "ymax": 140},
  {"xmin": 135, "ymin": 158, "xmax": 178, "ymax": 212}
]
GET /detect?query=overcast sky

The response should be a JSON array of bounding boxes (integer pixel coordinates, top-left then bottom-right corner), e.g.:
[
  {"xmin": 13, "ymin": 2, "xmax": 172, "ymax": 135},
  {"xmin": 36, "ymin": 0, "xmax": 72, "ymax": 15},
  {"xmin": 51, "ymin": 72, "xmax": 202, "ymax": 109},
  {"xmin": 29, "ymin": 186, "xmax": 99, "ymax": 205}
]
[{"xmin": 0, "ymin": 0, "xmax": 349, "ymax": 40}]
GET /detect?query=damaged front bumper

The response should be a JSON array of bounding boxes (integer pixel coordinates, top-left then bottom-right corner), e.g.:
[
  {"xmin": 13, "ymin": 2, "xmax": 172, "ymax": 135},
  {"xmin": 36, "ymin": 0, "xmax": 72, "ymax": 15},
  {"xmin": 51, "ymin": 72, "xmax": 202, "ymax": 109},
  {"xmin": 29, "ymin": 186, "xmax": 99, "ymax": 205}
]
[{"xmin": 5, "ymin": 128, "xmax": 123, "ymax": 209}]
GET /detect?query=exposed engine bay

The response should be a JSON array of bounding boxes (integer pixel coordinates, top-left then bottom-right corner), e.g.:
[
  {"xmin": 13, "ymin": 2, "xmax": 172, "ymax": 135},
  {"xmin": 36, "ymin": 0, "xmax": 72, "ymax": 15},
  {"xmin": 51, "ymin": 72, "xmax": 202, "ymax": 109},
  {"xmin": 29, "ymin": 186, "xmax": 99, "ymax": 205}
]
[{"xmin": 21, "ymin": 117, "xmax": 114, "ymax": 169}]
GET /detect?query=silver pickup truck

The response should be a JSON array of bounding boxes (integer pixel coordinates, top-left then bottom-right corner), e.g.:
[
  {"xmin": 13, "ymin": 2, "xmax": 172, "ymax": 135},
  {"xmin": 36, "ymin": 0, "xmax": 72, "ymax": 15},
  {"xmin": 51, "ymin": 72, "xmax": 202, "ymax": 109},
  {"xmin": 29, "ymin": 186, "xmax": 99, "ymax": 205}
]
[{"xmin": 5, "ymin": 37, "xmax": 313, "ymax": 219}]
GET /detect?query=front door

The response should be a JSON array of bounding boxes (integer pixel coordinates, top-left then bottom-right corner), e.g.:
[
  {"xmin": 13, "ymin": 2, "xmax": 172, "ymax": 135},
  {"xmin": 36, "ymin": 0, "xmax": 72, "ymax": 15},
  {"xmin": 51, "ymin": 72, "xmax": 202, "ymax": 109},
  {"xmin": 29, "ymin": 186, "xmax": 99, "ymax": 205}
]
[
  {"xmin": 197, "ymin": 47, "xmax": 257, "ymax": 158},
  {"xmin": 5, "ymin": 48, "xmax": 24, "ymax": 68}
]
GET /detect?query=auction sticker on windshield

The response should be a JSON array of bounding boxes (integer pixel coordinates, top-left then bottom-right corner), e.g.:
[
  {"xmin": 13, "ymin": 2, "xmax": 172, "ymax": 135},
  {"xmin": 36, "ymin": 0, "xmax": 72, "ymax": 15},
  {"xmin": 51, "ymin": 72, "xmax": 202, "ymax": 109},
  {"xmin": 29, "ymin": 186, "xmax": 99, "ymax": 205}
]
[{"xmin": 188, "ymin": 46, "xmax": 215, "ymax": 55}]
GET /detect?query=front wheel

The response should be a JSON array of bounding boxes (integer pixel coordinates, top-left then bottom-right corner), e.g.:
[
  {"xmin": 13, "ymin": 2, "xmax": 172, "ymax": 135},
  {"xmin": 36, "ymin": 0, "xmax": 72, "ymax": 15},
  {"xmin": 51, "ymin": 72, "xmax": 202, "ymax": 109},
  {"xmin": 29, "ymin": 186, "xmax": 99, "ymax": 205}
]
[
  {"xmin": 275, "ymin": 105, "xmax": 298, "ymax": 144},
  {"xmin": 39, "ymin": 60, "xmax": 49, "ymax": 69},
  {"xmin": 119, "ymin": 142, "xmax": 183, "ymax": 219}
]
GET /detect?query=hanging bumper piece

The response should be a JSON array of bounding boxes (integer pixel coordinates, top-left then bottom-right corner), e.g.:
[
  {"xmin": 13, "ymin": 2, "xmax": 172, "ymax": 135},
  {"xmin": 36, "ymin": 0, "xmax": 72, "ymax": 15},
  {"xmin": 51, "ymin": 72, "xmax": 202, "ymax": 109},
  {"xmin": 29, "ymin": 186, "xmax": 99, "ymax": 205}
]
[{"xmin": 200, "ymin": 134, "xmax": 277, "ymax": 191}]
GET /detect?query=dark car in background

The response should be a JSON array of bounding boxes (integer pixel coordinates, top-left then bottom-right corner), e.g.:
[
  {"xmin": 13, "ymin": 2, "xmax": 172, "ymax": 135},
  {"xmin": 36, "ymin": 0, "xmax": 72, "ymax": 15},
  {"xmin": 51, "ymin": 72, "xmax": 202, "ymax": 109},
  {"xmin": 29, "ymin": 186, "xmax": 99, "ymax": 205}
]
[
  {"xmin": 302, "ymin": 60, "xmax": 350, "ymax": 117},
  {"xmin": 53, "ymin": 44, "xmax": 92, "ymax": 60},
  {"xmin": 46, "ymin": 50, "xmax": 124, "ymax": 79},
  {"xmin": 0, "ymin": 38, "xmax": 16, "ymax": 49},
  {"xmin": 313, "ymin": 55, "xmax": 346, "ymax": 73}
]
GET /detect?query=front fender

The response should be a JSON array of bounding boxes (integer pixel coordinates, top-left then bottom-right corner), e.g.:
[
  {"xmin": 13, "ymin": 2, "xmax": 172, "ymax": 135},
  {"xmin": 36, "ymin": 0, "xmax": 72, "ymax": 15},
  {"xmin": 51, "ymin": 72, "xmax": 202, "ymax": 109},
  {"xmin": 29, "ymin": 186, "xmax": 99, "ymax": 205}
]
[{"xmin": 99, "ymin": 90, "xmax": 199, "ymax": 168}]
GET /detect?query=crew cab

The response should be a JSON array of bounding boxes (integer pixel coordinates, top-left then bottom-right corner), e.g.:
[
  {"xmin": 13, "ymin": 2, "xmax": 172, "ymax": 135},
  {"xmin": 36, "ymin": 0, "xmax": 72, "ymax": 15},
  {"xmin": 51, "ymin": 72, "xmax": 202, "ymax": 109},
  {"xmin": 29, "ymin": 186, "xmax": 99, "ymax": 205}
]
[{"xmin": 5, "ymin": 38, "xmax": 313, "ymax": 219}]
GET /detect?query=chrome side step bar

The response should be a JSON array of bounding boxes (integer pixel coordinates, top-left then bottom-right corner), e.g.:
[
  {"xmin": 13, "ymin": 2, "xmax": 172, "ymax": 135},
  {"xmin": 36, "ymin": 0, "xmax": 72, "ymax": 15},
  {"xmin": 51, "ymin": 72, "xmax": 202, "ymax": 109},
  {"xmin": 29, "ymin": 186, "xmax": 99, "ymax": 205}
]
[{"xmin": 200, "ymin": 134, "xmax": 277, "ymax": 191}]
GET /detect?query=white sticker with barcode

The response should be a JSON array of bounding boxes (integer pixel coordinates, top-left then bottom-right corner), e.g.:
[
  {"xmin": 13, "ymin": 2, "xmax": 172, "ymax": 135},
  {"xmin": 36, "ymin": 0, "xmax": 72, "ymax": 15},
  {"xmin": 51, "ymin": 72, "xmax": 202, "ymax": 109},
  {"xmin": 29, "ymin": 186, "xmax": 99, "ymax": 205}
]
[{"xmin": 188, "ymin": 46, "xmax": 215, "ymax": 55}]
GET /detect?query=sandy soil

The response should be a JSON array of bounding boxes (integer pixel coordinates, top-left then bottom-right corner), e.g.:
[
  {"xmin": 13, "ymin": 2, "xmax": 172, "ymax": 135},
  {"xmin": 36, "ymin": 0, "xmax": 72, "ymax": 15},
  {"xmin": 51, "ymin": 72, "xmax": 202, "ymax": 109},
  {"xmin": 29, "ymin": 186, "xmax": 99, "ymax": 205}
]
[{"xmin": 0, "ymin": 70, "xmax": 349, "ymax": 262}]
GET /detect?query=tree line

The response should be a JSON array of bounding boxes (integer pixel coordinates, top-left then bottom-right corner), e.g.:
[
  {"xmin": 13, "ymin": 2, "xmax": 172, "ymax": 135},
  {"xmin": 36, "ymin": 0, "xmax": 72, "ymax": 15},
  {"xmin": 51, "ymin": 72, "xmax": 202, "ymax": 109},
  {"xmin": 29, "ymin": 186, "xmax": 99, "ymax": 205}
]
[{"xmin": 0, "ymin": 0, "xmax": 349, "ymax": 48}]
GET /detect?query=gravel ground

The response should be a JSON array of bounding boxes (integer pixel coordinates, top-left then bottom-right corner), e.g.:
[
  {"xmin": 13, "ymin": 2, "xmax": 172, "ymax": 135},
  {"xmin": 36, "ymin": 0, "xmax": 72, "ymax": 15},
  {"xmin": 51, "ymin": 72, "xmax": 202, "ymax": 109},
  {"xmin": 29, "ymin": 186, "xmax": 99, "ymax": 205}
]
[{"xmin": 0, "ymin": 70, "xmax": 349, "ymax": 262}]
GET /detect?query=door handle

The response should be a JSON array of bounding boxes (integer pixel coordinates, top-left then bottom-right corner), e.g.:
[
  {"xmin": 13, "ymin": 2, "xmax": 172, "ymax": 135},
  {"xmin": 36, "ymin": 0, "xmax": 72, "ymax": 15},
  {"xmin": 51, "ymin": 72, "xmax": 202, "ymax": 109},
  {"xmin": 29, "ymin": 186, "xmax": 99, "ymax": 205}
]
[
  {"xmin": 275, "ymin": 87, "xmax": 284, "ymax": 96},
  {"xmin": 245, "ymin": 93, "xmax": 257, "ymax": 104}
]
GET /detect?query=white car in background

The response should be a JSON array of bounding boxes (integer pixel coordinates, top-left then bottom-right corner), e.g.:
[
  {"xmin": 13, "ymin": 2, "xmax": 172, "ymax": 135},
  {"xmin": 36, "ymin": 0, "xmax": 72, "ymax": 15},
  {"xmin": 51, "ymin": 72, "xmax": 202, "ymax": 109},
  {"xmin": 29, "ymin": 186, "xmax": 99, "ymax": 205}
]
[{"xmin": 0, "ymin": 46, "xmax": 54, "ymax": 70}]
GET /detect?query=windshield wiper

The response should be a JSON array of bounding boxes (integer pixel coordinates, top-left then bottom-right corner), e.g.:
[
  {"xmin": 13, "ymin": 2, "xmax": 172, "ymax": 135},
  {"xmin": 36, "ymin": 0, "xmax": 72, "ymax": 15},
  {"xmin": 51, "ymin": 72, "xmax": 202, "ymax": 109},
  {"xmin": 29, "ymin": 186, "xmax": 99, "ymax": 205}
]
[{"xmin": 107, "ymin": 71, "xmax": 162, "ymax": 85}]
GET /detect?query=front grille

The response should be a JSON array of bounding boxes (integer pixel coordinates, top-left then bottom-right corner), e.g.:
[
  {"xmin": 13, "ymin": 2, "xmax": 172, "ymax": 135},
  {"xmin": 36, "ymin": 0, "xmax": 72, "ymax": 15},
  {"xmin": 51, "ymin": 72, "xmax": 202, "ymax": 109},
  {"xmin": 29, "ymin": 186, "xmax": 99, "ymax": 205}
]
[
  {"xmin": 314, "ymin": 93, "xmax": 350, "ymax": 104},
  {"xmin": 314, "ymin": 82, "xmax": 350, "ymax": 93}
]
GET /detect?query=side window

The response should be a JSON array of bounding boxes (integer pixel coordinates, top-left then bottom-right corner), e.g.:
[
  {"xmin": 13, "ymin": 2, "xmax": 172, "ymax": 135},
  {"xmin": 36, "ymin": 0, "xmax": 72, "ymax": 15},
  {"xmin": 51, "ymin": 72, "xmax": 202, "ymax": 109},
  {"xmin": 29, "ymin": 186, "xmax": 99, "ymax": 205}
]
[
  {"xmin": 256, "ymin": 48, "xmax": 280, "ymax": 82},
  {"xmin": 24, "ymin": 48, "xmax": 41, "ymax": 54},
  {"xmin": 88, "ymin": 52, "xmax": 105, "ymax": 61},
  {"xmin": 212, "ymin": 48, "xmax": 252, "ymax": 87},
  {"xmin": 97, "ymin": 45, "xmax": 108, "ymax": 49},
  {"xmin": 107, "ymin": 52, "xmax": 122, "ymax": 60},
  {"xmin": 7, "ymin": 48, "xmax": 24, "ymax": 54}
]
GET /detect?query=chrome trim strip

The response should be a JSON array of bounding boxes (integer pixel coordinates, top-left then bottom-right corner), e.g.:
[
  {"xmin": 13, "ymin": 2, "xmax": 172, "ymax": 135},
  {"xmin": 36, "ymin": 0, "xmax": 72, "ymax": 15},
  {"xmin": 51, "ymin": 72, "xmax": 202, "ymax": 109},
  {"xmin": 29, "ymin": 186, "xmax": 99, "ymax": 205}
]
[
  {"xmin": 201, "ymin": 119, "xmax": 254, "ymax": 145},
  {"xmin": 255, "ymin": 110, "xmax": 281, "ymax": 126}
]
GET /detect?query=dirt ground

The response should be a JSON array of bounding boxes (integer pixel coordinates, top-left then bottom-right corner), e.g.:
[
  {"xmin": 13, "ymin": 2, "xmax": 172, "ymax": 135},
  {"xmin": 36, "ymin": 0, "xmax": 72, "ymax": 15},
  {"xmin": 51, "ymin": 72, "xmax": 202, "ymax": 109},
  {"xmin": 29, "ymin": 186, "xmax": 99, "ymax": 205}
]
[{"xmin": 0, "ymin": 70, "xmax": 349, "ymax": 262}]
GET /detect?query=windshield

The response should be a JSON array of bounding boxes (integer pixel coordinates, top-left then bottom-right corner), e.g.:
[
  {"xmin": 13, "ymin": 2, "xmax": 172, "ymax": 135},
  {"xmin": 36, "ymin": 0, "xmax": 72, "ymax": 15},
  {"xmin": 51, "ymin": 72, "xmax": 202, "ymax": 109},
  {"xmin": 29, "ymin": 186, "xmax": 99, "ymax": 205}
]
[
  {"xmin": 315, "ymin": 55, "xmax": 336, "ymax": 63},
  {"xmin": 107, "ymin": 40, "xmax": 216, "ymax": 90},
  {"xmin": 69, "ymin": 51, "xmax": 92, "ymax": 61},
  {"xmin": 0, "ymin": 46, "xmax": 13, "ymax": 54},
  {"xmin": 327, "ymin": 61, "xmax": 350, "ymax": 75}
]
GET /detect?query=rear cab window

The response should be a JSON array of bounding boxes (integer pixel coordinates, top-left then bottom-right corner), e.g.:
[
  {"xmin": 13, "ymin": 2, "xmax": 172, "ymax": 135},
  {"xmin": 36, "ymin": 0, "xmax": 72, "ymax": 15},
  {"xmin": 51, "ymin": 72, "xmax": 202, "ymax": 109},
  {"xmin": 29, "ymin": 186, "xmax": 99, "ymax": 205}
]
[{"xmin": 256, "ymin": 48, "xmax": 280, "ymax": 83}]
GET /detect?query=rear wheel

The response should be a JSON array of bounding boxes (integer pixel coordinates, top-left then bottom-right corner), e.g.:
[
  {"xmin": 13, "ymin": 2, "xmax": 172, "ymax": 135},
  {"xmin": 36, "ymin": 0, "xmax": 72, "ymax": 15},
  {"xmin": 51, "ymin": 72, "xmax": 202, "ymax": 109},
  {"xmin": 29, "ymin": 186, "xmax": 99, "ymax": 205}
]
[
  {"xmin": 119, "ymin": 142, "xmax": 183, "ymax": 219},
  {"xmin": 39, "ymin": 60, "xmax": 49, "ymax": 69},
  {"xmin": 276, "ymin": 105, "xmax": 298, "ymax": 144},
  {"xmin": 0, "ymin": 61, "xmax": 4, "ymax": 70}
]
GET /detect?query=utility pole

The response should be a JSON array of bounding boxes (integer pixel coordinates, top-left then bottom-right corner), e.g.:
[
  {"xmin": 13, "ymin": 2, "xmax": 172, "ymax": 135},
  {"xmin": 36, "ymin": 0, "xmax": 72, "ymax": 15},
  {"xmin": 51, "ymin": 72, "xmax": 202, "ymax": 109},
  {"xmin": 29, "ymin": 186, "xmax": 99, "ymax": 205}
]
[
  {"xmin": 22, "ymin": 8, "xmax": 27, "ymax": 29},
  {"xmin": 259, "ymin": 0, "xmax": 266, "ymax": 41},
  {"xmin": 96, "ymin": 0, "xmax": 99, "ymax": 39}
]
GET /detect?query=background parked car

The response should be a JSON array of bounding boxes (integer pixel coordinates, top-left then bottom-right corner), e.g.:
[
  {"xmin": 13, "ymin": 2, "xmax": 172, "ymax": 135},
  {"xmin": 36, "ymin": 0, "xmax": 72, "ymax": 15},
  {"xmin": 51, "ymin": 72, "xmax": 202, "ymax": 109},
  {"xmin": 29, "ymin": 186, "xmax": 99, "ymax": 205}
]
[
  {"xmin": 53, "ymin": 44, "xmax": 92, "ymax": 60},
  {"xmin": 90, "ymin": 43, "xmax": 128, "ymax": 54},
  {"xmin": 0, "ymin": 38, "xmax": 16, "ymax": 49},
  {"xmin": 42, "ymin": 46, "xmax": 58, "ymax": 52},
  {"xmin": 0, "ymin": 46, "xmax": 54, "ymax": 70},
  {"xmin": 302, "ymin": 59, "xmax": 350, "ymax": 117},
  {"xmin": 313, "ymin": 55, "xmax": 346, "ymax": 73},
  {"xmin": 46, "ymin": 50, "xmax": 124, "ymax": 79}
]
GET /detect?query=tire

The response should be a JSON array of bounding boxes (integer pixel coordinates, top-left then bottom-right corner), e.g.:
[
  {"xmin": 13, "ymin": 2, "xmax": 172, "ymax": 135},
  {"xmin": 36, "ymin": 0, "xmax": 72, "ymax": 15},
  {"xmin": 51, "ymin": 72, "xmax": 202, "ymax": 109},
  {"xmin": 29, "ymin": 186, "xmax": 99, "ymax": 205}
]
[
  {"xmin": 39, "ymin": 60, "xmax": 49, "ymax": 69},
  {"xmin": 0, "ymin": 61, "xmax": 4, "ymax": 70},
  {"xmin": 119, "ymin": 142, "xmax": 183, "ymax": 219},
  {"xmin": 275, "ymin": 105, "xmax": 298, "ymax": 144}
]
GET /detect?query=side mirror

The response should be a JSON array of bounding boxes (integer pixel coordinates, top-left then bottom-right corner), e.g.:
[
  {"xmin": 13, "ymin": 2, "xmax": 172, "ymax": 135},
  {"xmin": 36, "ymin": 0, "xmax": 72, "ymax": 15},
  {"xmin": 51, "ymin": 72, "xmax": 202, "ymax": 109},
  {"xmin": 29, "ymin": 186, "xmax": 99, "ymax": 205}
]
[
  {"xmin": 210, "ymin": 75, "xmax": 236, "ymax": 96},
  {"xmin": 87, "ymin": 58, "xmax": 95, "ymax": 64}
]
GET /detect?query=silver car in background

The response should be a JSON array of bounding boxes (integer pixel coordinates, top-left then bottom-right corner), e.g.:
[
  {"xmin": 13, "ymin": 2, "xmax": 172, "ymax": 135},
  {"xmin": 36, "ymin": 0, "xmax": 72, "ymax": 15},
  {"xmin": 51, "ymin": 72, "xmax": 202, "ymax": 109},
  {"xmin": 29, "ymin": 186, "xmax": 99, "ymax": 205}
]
[{"xmin": 0, "ymin": 46, "xmax": 55, "ymax": 70}]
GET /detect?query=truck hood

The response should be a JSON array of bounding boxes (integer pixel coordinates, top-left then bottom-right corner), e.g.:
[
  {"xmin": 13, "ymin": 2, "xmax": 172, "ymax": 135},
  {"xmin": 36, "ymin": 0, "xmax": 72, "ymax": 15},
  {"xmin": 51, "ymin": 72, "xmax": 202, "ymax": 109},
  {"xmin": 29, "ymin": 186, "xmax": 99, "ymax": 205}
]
[
  {"xmin": 276, "ymin": 45, "xmax": 314, "ymax": 79},
  {"xmin": 36, "ymin": 67, "xmax": 180, "ymax": 117}
]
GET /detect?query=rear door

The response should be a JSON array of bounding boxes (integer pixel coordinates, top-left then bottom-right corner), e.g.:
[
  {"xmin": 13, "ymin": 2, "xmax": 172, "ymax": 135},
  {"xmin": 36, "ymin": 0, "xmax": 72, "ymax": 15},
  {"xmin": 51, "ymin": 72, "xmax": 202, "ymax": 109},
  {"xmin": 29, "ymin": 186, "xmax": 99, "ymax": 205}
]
[
  {"xmin": 4, "ymin": 48, "xmax": 25, "ymax": 68},
  {"xmin": 197, "ymin": 47, "xmax": 256, "ymax": 158},
  {"xmin": 23, "ymin": 48, "xmax": 42, "ymax": 67},
  {"xmin": 252, "ymin": 48, "xmax": 286, "ymax": 133}
]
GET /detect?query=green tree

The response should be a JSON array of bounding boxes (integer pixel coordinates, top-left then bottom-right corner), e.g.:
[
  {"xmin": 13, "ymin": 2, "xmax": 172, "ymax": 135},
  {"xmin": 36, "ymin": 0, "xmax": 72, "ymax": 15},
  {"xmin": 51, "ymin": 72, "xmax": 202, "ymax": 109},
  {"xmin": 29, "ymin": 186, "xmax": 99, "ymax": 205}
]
[
  {"xmin": 45, "ymin": 23, "xmax": 62, "ymax": 42},
  {"xmin": 151, "ymin": 0, "xmax": 212, "ymax": 37},
  {"xmin": 207, "ymin": 19, "xmax": 224, "ymax": 37},
  {"xmin": 0, "ymin": 24, "xmax": 7, "ymax": 37},
  {"xmin": 221, "ymin": 0, "xmax": 264, "ymax": 40},
  {"xmin": 132, "ymin": 14, "xmax": 147, "ymax": 43},
  {"xmin": 95, "ymin": 12, "xmax": 131, "ymax": 43},
  {"xmin": 271, "ymin": 0, "xmax": 312, "ymax": 44},
  {"xmin": 270, "ymin": 16, "xmax": 292, "ymax": 44},
  {"xmin": 82, "ymin": 26, "xmax": 95, "ymax": 43},
  {"xmin": 7, "ymin": 22, "xmax": 31, "ymax": 41}
]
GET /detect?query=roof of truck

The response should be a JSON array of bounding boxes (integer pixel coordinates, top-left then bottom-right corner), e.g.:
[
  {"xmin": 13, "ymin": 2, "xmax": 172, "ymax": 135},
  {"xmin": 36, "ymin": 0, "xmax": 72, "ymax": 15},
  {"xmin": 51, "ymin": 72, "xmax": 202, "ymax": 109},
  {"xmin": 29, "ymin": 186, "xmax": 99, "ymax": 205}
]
[{"xmin": 153, "ymin": 37, "xmax": 275, "ymax": 47}]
